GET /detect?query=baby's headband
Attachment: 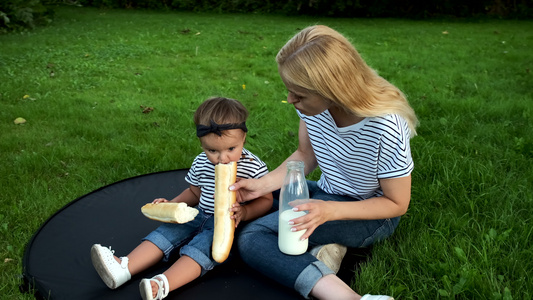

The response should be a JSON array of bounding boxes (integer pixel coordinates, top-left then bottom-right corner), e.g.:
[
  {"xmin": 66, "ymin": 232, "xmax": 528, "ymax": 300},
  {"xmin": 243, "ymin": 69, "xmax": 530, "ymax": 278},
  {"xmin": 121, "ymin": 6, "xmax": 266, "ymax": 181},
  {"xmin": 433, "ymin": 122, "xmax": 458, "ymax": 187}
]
[{"xmin": 196, "ymin": 120, "xmax": 248, "ymax": 137}]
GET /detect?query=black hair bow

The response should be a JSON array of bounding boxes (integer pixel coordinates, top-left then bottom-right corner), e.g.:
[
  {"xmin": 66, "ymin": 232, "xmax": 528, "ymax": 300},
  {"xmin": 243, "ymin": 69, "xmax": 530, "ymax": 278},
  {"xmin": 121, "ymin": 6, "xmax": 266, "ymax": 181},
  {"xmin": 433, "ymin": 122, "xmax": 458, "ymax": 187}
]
[{"xmin": 196, "ymin": 120, "xmax": 248, "ymax": 137}]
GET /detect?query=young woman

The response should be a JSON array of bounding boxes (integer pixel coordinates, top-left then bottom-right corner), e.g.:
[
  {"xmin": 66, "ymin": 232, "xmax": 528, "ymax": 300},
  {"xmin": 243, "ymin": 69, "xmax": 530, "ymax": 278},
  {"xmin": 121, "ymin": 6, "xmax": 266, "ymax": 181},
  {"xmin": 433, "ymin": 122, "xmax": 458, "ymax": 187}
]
[{"xmin": 231, "ymin": 25, "xmax": 418, "ymax": 300}]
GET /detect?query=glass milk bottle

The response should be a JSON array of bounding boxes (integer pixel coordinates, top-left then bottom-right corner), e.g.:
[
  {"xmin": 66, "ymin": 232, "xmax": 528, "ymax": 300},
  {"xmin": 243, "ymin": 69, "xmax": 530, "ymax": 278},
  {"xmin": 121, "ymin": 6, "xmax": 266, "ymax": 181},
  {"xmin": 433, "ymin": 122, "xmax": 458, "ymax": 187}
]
[{"xmin": 278, "ymin": 160, "xmax": 309, "ymax": 255}]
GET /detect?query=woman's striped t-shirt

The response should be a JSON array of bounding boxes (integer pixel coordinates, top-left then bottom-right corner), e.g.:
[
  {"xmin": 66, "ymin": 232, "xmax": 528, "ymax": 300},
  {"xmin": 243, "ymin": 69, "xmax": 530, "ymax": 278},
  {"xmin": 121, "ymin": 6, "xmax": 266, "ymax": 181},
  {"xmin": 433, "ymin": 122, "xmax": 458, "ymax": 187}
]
[
  {"xmin": 185, "ymin": 148, "xmax": 269, "ymax": 214},
  {"xmin": 297, "ymin": 109, "xmax": 413, "ymax": 200}
]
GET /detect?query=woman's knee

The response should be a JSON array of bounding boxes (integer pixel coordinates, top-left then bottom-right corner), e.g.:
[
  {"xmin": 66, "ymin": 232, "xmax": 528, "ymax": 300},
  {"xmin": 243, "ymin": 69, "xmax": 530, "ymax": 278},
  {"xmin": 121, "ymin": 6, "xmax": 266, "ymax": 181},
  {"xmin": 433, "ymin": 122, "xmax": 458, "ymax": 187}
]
[
  {"xmin": 237, "ymin": 223, "xmax": 255, "ymax": 249},
  {"xmin": 237, "ymin": 215, "xmax": 277, "ymax": 255}
]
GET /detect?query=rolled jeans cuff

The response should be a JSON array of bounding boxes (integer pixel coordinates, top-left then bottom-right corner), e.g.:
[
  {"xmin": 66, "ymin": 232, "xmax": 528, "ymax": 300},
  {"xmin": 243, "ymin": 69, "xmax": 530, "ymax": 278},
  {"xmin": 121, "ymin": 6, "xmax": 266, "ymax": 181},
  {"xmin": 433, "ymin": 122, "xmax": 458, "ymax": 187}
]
[
  {"xmin": 180, "ymin": 245, "xmax": 216, "ymax": 276},
  {"xmin": 143, "ymin": 230, "xmax": 175, "ymax": 262},
  {"xmin": 294, "ymin": 260, "xmax": 335, "ymax": 299}
]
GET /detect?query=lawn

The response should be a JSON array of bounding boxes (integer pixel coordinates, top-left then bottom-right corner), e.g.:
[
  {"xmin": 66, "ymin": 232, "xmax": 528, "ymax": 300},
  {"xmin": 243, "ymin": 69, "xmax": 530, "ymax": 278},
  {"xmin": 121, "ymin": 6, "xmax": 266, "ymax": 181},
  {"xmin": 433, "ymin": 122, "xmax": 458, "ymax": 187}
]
[{"xmin": 1, "ymin": 5, "xmax": 532, "ymax": 299}]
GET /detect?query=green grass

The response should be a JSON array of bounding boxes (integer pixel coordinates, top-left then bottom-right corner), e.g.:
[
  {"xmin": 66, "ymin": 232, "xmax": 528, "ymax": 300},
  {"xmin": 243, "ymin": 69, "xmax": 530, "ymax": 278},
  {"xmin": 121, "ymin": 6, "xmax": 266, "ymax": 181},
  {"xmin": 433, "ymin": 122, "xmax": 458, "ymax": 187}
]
[{"xmin": 1, "ymin": 5, "xmax": 532, "ymax": 299}]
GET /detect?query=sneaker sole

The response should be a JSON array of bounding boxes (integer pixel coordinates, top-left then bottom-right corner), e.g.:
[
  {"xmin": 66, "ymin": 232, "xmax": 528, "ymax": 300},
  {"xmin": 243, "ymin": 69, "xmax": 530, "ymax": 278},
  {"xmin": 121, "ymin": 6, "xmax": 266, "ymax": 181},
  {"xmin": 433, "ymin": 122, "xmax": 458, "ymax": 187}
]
[
  {"xmin": 139, "ymin": 279, "xmax": 152, "ymax": 300},
  {"xmin": 91, "ymin": 245, "xmax": 118, "ymax": 289}
]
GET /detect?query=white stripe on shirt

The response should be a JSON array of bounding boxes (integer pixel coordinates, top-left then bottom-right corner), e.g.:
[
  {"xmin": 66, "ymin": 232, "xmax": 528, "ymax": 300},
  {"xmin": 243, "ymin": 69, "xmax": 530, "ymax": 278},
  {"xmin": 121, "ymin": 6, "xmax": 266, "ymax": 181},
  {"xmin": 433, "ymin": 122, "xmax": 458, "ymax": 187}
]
[
  {"xmin": 185, "ymin": 148, "xmax": 269, "ymax": 214},
  {"xmin": 297, "ymin": 109, "xmax": 413, "ymax": 200}
]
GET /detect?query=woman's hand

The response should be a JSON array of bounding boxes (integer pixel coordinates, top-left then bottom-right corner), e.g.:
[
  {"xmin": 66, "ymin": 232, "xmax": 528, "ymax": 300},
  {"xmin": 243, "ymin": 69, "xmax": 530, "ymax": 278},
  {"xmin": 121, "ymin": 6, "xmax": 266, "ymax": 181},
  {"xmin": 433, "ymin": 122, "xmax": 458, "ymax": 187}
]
[
  {"xmin": 287, "ymin": 199, "xmax": 336, "ymax": 241},
  {"xmin": 152, "ymin": 198, "xmax": 169, "ymax": 204},
  {"xmin": 230, "ymin": 203, "xmax": 247, "ymax": 228},
  {"xmin": 229, "ymin": 178, "xmax": 265, "ymax": 203}
]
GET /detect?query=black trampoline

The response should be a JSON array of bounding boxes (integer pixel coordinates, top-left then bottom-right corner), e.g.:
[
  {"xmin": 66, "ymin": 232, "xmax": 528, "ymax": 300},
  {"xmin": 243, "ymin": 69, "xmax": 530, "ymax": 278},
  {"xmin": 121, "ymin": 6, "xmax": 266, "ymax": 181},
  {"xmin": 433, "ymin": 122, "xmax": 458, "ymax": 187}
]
[{"xmin": 21, "ymin": 169, "xmax": 371, "ymax": 300}]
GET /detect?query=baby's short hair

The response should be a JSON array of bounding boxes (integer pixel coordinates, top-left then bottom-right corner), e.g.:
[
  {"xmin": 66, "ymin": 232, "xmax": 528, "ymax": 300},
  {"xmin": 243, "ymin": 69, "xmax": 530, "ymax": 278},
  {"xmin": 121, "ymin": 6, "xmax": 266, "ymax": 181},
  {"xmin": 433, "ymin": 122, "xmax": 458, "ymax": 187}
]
[
  {"xmin": 194, "ymin": 97, "xmax": 249, "ymax": 137},
  {"xmin": 194, "ymin": 97, "xmax": 248, "ymax": 126}
]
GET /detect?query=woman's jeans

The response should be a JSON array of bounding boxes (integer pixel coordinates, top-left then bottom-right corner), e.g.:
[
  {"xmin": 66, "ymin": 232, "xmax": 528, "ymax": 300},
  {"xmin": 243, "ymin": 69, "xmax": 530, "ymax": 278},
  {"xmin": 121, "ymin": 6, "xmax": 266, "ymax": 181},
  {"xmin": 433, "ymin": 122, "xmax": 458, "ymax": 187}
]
[{"xmin": 237, "ymin": 181, "xmax": 400, "ymax": 298}]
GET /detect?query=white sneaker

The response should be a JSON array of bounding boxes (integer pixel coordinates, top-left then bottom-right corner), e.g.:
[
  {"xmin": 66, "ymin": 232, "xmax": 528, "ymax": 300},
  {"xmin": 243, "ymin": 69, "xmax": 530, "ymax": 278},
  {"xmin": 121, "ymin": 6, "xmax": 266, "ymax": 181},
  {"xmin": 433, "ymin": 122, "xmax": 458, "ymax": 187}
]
[
  {"xmin": 360, "ymin": 295, "xmax": 394, "ymax": 300},
  {"xmin": 310, "ymin": 243, "xmax": 347, "ymax": 274},
  {"xmin": 91, "ymin": 244, "xmax": 131, "ymax": 289}
]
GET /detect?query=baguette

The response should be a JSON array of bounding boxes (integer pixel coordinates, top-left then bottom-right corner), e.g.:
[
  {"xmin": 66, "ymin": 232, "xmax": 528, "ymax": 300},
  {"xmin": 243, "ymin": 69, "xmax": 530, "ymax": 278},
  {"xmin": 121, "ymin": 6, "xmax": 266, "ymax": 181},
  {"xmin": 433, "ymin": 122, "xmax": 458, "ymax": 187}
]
[
  {"xmin": 141, "ymin": 202, "xmax": 199, "ymax": 224},
  {"xmin": 212, "ymin": 161, "xmax": 237, "ymax": 263}
]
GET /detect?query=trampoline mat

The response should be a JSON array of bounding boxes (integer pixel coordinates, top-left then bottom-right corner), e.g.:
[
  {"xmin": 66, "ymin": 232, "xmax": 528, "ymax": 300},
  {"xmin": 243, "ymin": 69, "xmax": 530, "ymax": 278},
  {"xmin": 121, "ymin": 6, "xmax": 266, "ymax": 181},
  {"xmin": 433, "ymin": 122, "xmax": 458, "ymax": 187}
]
[{"xmin": 21, "ymin": 169, "xmax": 371, "ymax": 300}]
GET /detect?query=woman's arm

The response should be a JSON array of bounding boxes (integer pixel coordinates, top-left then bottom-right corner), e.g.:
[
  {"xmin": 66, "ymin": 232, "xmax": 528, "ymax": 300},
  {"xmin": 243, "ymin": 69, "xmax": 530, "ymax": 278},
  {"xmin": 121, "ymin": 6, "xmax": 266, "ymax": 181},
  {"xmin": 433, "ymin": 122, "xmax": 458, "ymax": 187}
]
[
  {"xmin": 231, "ymin": 192, "xmax": 274, "ymax": 227},
  {"xmin": 290, "ymin": 175, "xmax": 412, "ymax": 240},
  {"xmin": 241, "ymin": 193, "xmax": 274, "ymax": 221},
  {"xmin": 231, "ymin": 120, "xmax": 318, "ymax": 201},
  {"xmin": 268, "ymin": 119, "xmax": 318, "ymax": 179},
  {"xmin": 283, "ymin": 119, "xmax": 319, "ymax": 176},
  {"xmin": 330, "ymin": 175, "xmax": 412, "ymax": 220}
]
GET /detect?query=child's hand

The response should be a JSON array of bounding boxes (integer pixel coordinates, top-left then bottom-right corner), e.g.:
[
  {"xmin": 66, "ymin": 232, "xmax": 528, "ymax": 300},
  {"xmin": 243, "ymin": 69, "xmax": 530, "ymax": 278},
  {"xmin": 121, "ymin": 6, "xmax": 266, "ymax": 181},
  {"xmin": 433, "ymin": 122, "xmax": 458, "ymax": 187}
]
[
  {"xmin": 152, "ymin": 198, "xmax": 169, "ymax": 204},
  {"xmin": 230, "ymin": 203, "xmax": 247, "ymax": 228}
]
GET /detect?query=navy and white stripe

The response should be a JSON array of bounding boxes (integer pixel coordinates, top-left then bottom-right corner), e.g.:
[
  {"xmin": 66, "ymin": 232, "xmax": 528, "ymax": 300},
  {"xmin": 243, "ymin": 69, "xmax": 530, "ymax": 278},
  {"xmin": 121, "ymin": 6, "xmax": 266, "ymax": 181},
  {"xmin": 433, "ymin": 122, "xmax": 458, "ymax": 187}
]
[
  {"xmin": 297, "ymin": 109, "xmax": 413, "ymax": 200},
  {"xmin": 185, "ymin": 148, "xmax": 269, "ymax": 214}
]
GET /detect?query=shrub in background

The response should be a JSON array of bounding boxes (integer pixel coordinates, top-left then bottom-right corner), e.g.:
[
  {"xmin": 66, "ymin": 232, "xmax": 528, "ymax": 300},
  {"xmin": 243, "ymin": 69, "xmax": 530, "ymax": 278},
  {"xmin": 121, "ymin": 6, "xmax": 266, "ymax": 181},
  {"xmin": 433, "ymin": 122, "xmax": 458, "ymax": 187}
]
[
  {"xmin": 269, "ymin": 0, "xmax": 533, "ymax": 18},
  {"xmin": 2, "ymin": 0, "xmax": 531, "ymax": 32},
  {"xmin": 0, "ymin": 0, "xmax": 54, "ymax": 33},
  {"xmin": 78, "ymin": 0, "xmax": 169, "ymax": 9},
  {"xmin": 75, "ymin": 0, "xmax": 533, "ymax": 18}
]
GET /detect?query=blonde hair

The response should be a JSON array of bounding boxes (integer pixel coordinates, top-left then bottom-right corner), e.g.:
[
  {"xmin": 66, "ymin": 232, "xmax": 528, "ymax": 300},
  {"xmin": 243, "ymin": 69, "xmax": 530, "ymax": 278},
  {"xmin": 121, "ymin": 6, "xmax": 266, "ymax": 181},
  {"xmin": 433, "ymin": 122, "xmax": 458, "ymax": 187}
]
[{"xmin": 276, "ymin": 25, "xmax": 418, "ymax": 136}]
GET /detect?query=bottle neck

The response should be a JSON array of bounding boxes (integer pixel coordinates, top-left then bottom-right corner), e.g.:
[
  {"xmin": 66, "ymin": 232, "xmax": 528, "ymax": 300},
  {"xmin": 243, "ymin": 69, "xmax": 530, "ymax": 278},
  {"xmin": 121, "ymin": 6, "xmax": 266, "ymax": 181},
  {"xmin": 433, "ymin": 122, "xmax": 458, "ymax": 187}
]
[{"xmin": 286, "ymin": 160, "xmax": 304, "ymax": 172}]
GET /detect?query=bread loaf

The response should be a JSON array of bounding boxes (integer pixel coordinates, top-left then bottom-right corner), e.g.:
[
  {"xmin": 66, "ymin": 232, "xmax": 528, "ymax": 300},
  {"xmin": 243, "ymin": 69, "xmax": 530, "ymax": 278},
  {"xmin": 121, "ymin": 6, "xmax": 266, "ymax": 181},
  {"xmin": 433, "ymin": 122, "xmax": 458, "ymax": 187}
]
[
  {"xmin": 141, "ymin": 202, "xmax": 199, "ymax": 224},
  {"xmin": 212, "ymin": 162, "xmax": 237, "ymax": 263}
]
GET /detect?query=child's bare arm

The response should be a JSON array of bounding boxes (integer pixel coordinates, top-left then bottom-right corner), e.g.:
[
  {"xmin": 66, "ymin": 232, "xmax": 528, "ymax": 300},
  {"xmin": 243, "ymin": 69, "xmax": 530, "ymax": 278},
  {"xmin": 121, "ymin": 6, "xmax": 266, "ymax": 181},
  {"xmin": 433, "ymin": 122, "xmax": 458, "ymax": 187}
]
[
  {"xmin": 231, "ymin": 193, "xmax": 273, "ymax": 227},
  {"xmin": 152, "ymin": 185, "xmax": 201, "ymax": 207}
]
